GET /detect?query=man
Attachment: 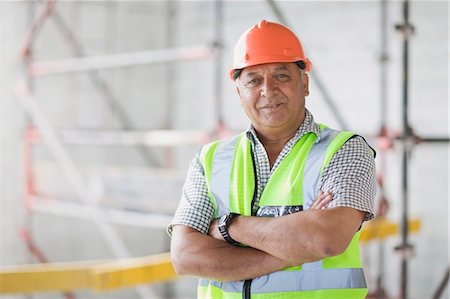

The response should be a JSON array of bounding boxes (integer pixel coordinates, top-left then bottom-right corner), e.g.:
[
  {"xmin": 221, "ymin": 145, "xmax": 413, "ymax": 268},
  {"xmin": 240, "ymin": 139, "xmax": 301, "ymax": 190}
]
[{"xmin": 168, "ymin": 20, "xmax": 376, "ymax": 299}]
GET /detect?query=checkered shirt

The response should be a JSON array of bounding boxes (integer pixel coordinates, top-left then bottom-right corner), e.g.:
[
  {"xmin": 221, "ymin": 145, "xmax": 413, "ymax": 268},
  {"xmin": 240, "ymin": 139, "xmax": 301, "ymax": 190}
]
[{"xmin": 168, "ymin": 110, "xmax": 376, "ymax": 235}]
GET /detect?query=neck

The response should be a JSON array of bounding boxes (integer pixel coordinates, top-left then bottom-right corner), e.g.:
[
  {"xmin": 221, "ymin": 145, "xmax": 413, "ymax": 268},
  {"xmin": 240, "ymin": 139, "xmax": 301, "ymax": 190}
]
[
  {"xmin": 254, "ymin": 126, "xmax": 299, "ymax": 169},
  {"xmin": 256, "ymin": 127, "xmax": 298, "ymax": 146},
  {"xmin": 255, "ymin": 113, "xmax": 306, "ymax": 147}
]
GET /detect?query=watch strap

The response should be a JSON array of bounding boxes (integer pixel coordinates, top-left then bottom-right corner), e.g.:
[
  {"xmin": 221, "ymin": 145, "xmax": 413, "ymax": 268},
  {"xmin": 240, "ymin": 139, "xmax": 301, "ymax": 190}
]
[{"xmin": 219, "ymin": 213, "xmax": 240, "ymax": 246}]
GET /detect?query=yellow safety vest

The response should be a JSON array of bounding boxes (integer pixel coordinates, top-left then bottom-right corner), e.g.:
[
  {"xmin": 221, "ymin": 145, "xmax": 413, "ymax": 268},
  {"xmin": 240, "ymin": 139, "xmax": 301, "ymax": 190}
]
[{"xmin": 198, "ymin": 125, "xmax": 372, "ymax": 299}]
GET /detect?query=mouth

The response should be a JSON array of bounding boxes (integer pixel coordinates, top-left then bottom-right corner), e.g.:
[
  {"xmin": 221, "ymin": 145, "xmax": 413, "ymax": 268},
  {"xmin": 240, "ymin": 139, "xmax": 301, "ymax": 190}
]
[{"xmin": 261, "ymin": 102, "xmax": 284, "ymax": 111}]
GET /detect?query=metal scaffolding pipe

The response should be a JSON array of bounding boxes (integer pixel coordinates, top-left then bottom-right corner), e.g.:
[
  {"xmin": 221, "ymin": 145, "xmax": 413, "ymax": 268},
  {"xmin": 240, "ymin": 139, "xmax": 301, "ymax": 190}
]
[
  {"xmin": 31, "ymin": 198, "xmax": 173, "ymax": 229},
  {"xmin": 213, "ymin": 0, "xmax": 225, "ymax": 127},
  {"xmin": 431, "ymin": 267, "xmax": 449, "ymax": 299},
  {"xmin": 395, "ymin": 1, "xmax": 415, "ymax": 298},
  {"xmin": 57, "ymin": 129, "xmax": 210, "ymax": 146},
  {"xmin": 380, "ymin": 0, "xmax": 389, "ymax": 128},
  {"xmin": 18, "ymin": 0, "xmax": 56, "ymax": 58},
  {"xmin": 29, "ymin": 45, "xmax": 215, "ymax": 76},
  {"xmin": 371, "ymin": 1, "xmax": 390, "ymax": 297},
  {"xmin": 13, "ymin": 79, "xmax": 160, "ymax": 299},
  {"xmin": 265, "ymin": 0, "xmax": 349, "ymax": 130},
  {"xmin": 164, "ymin": 0, "xmax": 178, "ymax": 130}
]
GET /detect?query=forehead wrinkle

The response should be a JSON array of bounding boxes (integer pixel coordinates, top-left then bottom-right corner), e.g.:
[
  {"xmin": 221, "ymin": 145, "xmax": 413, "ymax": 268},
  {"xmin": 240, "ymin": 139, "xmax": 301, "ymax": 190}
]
[
  {"xmin": 274, "ymin": 65, "xmax": 289, "ymax": 71},
  {"xmin": 244, "ymin": 71, "xmax": 259, "ymax": 78},
  {"xmin": 241, "ymin": 63, "xmax": 297, "ymax": 80}
]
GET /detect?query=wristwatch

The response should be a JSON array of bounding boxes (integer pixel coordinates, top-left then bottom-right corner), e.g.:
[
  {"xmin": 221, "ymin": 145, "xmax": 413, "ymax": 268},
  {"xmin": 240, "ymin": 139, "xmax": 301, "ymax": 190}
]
[{"xmin": 218, "ymin": 212, "xmax": 240, "ymax": 246}]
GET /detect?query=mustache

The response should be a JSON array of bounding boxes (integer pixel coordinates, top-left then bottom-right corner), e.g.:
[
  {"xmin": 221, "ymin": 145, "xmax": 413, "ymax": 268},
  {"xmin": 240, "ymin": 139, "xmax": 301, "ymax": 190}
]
[{"xmin": 258, "ymin": 98, "xmax": 286, "ymax": 109}]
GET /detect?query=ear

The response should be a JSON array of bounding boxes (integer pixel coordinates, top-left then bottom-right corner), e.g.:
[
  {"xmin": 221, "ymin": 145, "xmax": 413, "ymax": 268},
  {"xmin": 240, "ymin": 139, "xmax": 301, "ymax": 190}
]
[
  {"xmin": 303, "ymin": 74, "xmax": 309, "ymax": 96},
  {"xmin": 236, "ymin": 86, "xmax": 244, "ymax": 106}
]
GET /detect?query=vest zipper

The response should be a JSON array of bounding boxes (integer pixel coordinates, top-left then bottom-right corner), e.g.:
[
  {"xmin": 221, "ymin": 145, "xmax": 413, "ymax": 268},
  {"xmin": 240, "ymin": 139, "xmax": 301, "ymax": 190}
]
[
  {"xmin": 249, "ymin": 146, "xmax": 258, "ymax": 215},
  {"xmin": 242, "ymin": 147, "xmax": 258, "ymax": 299},
  {"xmin": 243, "ymin": 279, "xmax": 252, "ymax": 299}
]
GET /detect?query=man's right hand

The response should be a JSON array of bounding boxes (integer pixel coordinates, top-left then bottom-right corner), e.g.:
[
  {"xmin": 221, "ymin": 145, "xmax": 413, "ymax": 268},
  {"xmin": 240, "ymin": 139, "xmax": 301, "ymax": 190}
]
[{"xmin": 310, "ymin": 191, "xmax": 333, "ymax": 210}]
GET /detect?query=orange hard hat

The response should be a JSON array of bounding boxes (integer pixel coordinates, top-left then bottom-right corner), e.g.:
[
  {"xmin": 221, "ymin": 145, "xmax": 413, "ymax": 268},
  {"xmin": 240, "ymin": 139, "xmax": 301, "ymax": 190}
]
[{"xmin": 230, "ymin": 20, "xmax": 312, "ymax": 80}]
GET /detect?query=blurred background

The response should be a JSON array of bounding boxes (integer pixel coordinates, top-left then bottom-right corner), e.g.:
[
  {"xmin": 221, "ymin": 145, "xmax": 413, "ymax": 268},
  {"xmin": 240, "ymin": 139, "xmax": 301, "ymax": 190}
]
[{"xmin": 1, "ymin": 1, "xmax": 448, "ymax": 299}]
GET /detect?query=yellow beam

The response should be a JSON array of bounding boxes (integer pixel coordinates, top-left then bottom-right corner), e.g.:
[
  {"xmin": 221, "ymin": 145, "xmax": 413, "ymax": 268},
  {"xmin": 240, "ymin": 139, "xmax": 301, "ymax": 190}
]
[
  {"xmin": 91, "ymin": 252, "xmax": 177, "ymax": 291},
  {"xmin": 0, "ymin": 261, "xmax": 93, "ymax": 293},
  {"xmin": 0, "ymin": 253, "xmax": 177, "ymax": 295},
  {"xmin": 360, "ymin": 217, "xmax": 421, "ymax": 243},
  {"xmin": 0, "ymin": 219, "xmax": 422, "ymax": 295}
]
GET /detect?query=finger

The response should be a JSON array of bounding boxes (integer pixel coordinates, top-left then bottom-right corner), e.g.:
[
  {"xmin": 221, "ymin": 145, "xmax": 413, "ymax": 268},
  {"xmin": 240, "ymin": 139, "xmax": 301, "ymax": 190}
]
[
  {"xmin": 208, "ymin": 219, "xmax": 218, "ymax": 236},
  {"xmin": 310, "ymin": 191, "xmax": 324, "ymax": 209},
  {"xmin": 316, "ymin": 193, "xmax": 333, "ymax": 209},
  {"xmin": 312, "ymin": 193, "xmax": 328, "ymax": 209},
  {"xmin": 311, "ymin": 191, "xmax": 333, "ymax": 210}
]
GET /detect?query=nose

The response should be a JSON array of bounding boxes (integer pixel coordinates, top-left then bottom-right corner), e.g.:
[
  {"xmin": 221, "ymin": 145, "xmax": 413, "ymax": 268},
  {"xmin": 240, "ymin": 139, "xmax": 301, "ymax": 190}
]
[{"xmin": 260, "ymin": 77, "xmax": 278, "ymax": 98}]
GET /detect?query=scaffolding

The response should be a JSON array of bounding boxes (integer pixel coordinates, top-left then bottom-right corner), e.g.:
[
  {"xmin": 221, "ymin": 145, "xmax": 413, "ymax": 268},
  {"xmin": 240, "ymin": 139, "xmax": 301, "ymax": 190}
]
[
  {"xmin": 3, "ymin": 0, "xmax": 449, "ymax": 298},
  {"xmin": 14, "ymin": 1, "xmax": 224, "ymax": 298}
]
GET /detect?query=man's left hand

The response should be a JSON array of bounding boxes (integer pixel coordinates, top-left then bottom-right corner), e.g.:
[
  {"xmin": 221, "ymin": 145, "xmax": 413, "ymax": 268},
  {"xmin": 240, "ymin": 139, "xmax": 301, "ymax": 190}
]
[{"xmin": 208, "ymin": 219, "xmax": 221, "ymax": 240}]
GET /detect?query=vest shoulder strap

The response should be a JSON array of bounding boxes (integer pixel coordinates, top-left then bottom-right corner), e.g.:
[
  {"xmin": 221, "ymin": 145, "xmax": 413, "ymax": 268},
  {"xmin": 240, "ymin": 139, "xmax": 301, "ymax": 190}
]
[
  {"xmin": 199, "ymin": 134, "xmax": 244, "ymax": 217},
  {"xmin": 320, "ymin": 129, "xmax": 356, "ymax": 175},
  {"xmin": 199, "ymin": 140, "xmax": 221, "ymax": 182}
]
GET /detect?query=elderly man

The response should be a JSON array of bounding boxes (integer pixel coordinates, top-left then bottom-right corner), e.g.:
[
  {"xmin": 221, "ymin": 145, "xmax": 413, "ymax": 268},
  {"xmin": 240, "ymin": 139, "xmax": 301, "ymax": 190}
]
[{"xmin": 168, "ymin": 20, "xmax": 376, "ymax": 299}]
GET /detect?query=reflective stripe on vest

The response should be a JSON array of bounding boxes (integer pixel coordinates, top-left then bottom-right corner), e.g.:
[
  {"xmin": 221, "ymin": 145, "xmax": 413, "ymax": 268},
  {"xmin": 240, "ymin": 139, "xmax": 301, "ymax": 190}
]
[
  {"xmin": 198, "ymin": 125, "xmax": 369, "ymax": 299},
  {"xmin": 199, "ymin": 267, "xmax": 366, "ymax": 293},
  {"xmin": 209, "ymin": 135, "xmax": 241, "ymax": 218}
]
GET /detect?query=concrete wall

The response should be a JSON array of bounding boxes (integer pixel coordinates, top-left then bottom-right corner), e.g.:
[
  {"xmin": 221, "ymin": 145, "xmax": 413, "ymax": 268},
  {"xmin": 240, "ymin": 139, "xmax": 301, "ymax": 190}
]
[{"xmin": 1, "ymin": 1, "xmax": 448, "ymax": 299}]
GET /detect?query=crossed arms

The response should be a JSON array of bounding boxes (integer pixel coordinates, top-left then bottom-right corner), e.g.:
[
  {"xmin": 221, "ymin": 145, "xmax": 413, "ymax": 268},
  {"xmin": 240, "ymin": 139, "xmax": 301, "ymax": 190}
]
[{"xmin": 170, "ymin": 192, "xmax": 365, "ymax": 282}]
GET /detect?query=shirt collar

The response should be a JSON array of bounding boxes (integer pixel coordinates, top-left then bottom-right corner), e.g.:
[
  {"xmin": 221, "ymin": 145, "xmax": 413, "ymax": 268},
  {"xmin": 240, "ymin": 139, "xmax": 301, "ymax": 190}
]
[{"xmin": 245, "ymin": 109, "xmax": 322, "ymax": 144}]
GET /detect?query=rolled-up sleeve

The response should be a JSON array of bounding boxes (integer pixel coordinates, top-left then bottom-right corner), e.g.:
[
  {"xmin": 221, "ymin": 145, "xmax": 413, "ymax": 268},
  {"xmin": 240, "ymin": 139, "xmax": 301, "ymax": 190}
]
[
  {"xmin": 167, "ymin": 153, "xmax": 215, "ymax": 236},
  {"xmin": 319, "ymin": 136, "xmax": 377, "ymax": 221}
]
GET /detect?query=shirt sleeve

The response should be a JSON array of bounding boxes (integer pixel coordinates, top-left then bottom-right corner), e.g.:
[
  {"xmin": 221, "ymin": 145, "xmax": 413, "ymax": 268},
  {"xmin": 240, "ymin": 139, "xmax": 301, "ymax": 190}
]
[
  {"xmin": 167, "ymin": 153, "xmax": 215, "ymax": 236},
  {"xmin": 319, "ymin": 136, "xmax": 376, "ymax": 221}
]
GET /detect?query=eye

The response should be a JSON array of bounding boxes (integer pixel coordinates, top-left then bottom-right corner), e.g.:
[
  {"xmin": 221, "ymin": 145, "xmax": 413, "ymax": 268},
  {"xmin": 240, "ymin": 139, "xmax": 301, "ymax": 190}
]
[
  {"xmin": 245, "ymin": 78, "xmax": 261, "ymax": 88},
  {"xmin": 274, "ymin": 73, "xmax": 290, "ymax": 81}
]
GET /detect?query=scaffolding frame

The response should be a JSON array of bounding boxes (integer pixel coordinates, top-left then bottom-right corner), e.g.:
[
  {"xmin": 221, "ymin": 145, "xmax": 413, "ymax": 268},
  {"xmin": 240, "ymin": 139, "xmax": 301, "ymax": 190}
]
[
  {"xmin": 8, "ymin": 1, "xmax": 449, "ymax": 298},
  {"xmin": 14, "ymin": 1, "xmax": 223, "ymax": 298}
]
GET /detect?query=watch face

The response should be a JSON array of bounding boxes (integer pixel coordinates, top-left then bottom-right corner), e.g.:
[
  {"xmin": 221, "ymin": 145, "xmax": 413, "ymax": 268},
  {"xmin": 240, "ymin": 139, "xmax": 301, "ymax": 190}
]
[{"xmin": 218, "ymin": 214, "xmax": 228, "ymax": 227}]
